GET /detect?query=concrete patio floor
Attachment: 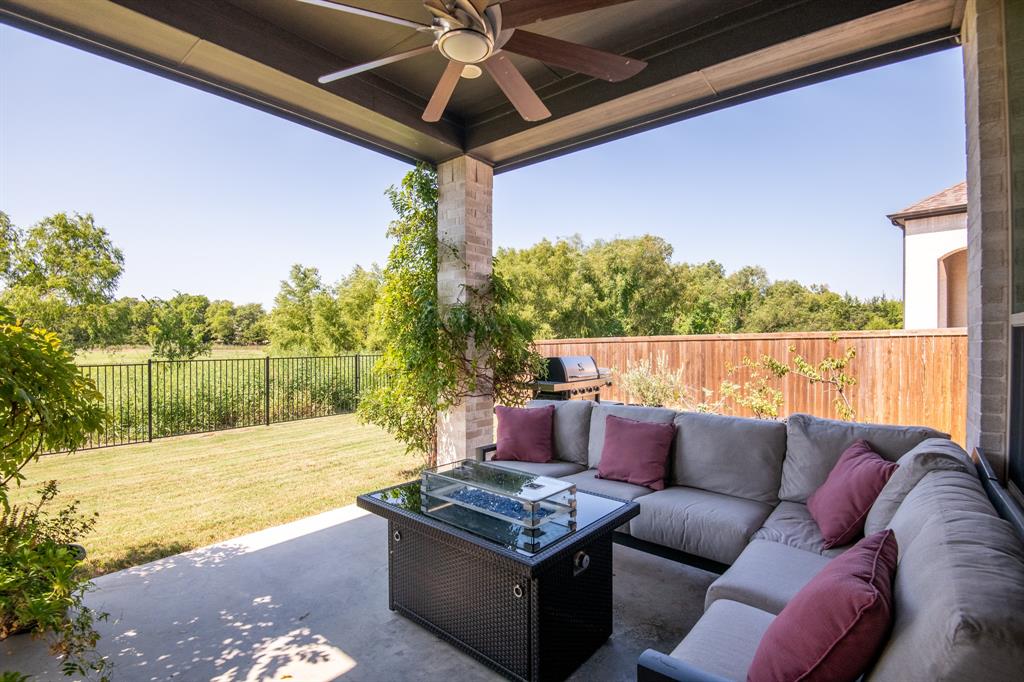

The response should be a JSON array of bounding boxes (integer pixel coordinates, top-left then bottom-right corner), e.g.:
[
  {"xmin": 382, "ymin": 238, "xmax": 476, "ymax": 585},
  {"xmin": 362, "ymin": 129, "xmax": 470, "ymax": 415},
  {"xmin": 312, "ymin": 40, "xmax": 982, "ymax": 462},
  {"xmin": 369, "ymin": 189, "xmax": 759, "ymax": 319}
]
[{"xmin": 1, "ymin": 505, "xmax": 715, "ymax": 681}]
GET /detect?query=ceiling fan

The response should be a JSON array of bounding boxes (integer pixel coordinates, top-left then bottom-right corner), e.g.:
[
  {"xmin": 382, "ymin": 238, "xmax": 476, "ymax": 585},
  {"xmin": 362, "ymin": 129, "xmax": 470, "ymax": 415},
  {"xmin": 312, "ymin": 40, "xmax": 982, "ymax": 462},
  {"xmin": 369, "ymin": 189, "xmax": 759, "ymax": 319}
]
[{"xmin": 297, "ymin": 0, "xmax": 647, "ymax": 122}]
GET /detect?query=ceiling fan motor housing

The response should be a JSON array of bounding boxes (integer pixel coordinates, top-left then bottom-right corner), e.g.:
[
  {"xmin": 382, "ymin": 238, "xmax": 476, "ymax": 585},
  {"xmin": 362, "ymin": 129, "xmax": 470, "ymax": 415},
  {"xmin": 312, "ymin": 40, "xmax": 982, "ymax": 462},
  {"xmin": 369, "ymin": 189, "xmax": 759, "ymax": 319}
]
[{"xmin": 437, "ymin": 28, "xmax": 494, "ymax": 63}]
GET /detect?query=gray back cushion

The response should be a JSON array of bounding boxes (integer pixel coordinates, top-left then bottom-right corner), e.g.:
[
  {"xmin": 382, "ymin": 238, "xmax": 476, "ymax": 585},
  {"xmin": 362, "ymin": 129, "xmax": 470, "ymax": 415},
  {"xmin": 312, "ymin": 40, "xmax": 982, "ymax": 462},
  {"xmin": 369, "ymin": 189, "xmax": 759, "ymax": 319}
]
[
  {"xmin": 587, "ymin": 404, "xmax": 677, "ymax": 469},
  {"xmin": 886, "ymin": 469, "xmax": 995, "ymax": 555},
  {"xmin": 671, "ymin": 412, "xmax": 786, "ymax": 504},
  {"xmin": 525, "ymin": 399, "xmax": 594, "ymax": 466},
  {"xmin": 864, "ymin": 438, "xmax": 975, "ymax": 535},
  {"xmin": 868, "ymin": 511, "xmax": 1024, "ymax": 681},
  {"xmin": 779, "ymin": 413, "xmax": 948, "ymax": 503}
]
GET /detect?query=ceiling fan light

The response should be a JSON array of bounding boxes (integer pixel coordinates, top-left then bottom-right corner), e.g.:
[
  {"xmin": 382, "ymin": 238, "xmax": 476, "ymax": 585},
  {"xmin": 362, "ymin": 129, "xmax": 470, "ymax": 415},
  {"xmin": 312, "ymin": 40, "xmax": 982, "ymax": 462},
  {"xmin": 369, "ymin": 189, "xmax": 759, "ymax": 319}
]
[{"xmin": 437, "ymin": 29, "xmax": 493, "ymax": 64}]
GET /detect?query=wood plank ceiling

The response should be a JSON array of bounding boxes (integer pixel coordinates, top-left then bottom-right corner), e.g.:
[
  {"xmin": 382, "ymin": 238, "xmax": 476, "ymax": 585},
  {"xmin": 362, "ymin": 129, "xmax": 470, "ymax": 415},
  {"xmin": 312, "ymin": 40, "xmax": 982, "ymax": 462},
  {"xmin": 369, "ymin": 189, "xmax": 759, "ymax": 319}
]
[{"xmin": 0, "ymin": 0, "xmax": 963, "ymax": 172}]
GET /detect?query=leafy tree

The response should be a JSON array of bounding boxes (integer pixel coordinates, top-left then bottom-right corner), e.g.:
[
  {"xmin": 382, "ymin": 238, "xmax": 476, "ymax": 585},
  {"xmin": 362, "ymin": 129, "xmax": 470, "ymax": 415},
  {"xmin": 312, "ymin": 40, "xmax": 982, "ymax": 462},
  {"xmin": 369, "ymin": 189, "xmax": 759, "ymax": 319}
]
[
  {"xmin": 89, "ymin": 298, "xmax": 134, "ymax": 347},
  {"xmin": 0, "ymin": 213, "xmax": 124, "ymax": 348},
  {"xmin": 0, "ymin": 306, "xmax": 106, "ymax": 506},
  {"xmin": 268, "ymin": 265, "xmax": 321, "ymax": 352},
  {"xmin": 127, "ymin": 298, "xmax": 156, "ymax": 345},
  {"xmin": 495, "ymin": 236, "xmax": 603, "ymax": 338},
  {"xmin": 359, "ymin": 165, "xmax": 544, "ymax": 465},
  {"xmin": 206, "ymin": 300, "xmax": 237, "ymax": 344},
  {"xmin": 267, "ymin": 265, "xmax": 351, "ymax": 354},
  {"xmin": 0, "ymin": 212, "xmax": 17, "ymax": 282},
  {"xmin": 496, "ymin": 234, "xmax": 902, "ymax": 338},
  {"xmin": 583, "ymin": 235, "xmax": 679, "ymax": 336},
  {"xmin": 148, "ymin": 294, "xmax": 211, "ymax": 360},
  {"xmin": 336, "ymin": 265, "xmax": 383, "ymax": 351},
  {"xmin": 233, "ymin": 303, "xmax": 268, "ymax": 345}
]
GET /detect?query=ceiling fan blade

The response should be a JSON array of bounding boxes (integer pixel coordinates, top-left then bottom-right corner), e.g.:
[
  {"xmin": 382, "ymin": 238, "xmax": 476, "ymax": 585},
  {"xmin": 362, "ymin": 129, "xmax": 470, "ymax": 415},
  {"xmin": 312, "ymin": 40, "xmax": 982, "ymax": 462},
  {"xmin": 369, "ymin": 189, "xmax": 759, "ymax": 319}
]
[
  {"xmin": 423, "ymin": 0, "xmax": 464, "ymax": 27},
  {"xmin": 453, "ymin": 0, "xmax": 488, "ymax": 30},
  {"xmin": 297, "ymin": 0, "xmax": 435, "ymax": 31},
  {"xmin": 482, "ymin": 53, "xmax": 551, "ymax": 121},
  {"xmin": 318, "ymin": 44, "xmax": 436, "ymax": 84},
  {"xmin": 500, "ymin": 0, "xmax": 637, "ymax": 29},
  {"xmin": 423, "ymin": 60, "xmax": 464, "ymax": 122},
  {"xmin": 502, "ymin": 29, "xmax": 646, "ymax": 82}
]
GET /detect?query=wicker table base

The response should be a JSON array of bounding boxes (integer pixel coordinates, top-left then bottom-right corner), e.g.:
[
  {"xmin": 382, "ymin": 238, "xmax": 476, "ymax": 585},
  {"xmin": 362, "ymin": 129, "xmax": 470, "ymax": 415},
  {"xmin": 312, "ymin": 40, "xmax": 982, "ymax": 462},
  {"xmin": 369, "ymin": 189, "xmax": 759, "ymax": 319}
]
[{"xmin": 358, "ymin": 484, "xmax": 639, "ymax": 682}]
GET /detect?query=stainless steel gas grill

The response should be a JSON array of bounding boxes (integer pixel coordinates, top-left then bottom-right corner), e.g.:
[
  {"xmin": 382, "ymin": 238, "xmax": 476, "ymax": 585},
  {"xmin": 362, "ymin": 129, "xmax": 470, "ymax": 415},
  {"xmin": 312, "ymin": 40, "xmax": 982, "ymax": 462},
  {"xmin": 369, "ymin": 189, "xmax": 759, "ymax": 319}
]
[{"xmin": 530, "ymin": 355, "xmax": 612, "ymax": 401}]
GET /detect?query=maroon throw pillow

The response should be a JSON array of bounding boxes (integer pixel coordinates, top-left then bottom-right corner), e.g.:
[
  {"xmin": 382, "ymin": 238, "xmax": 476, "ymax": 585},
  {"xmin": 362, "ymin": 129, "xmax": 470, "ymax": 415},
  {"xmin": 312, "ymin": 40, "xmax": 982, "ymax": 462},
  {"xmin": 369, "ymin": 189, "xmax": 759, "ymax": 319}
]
[
  {"xmin": 747, "ymin": 529, "xmax": 898, "ymax": 682},
  {"xmin": 808, "ymin": 439, "xmax": 898, "ymax": 548},
  {"xmin": 492, "ymin": 405, "xmax": 555, "ymax": 463},
  {"xmin": 596, "ymin": 414, "xmax": 675, "ymax": 490}
]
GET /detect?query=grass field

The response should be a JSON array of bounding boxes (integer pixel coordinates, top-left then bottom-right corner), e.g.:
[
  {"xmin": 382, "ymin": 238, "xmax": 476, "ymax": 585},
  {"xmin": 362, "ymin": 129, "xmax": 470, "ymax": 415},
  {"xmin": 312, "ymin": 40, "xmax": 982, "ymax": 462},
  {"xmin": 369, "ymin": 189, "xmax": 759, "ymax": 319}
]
[
  {"xmin": 9, "ymin": 415, "xmax": 418, "ymax": 577},
  {"xmin": 75, "ymin": 344, "xmax": 268, "ymax": 364}
]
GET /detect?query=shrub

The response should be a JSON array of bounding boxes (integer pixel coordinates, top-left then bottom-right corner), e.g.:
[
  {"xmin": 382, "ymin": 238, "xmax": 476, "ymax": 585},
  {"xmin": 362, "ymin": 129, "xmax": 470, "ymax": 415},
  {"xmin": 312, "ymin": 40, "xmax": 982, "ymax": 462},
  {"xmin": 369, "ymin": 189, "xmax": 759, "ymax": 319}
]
[
  {"xmin": 615, "ymin": 353, "xmax": 682, "ymax": 407},
  {"xmin": 0, "ymin": 306, "xmax": 106, "ymax": 504},
  {"xmin": 0, "ymin": 482, "xmax": 109, "ymax": 680}
]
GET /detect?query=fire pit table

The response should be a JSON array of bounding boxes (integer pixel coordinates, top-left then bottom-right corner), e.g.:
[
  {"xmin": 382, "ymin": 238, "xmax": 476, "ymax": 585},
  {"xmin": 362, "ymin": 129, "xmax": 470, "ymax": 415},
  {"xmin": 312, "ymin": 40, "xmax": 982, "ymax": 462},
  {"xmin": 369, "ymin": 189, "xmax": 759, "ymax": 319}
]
[{"xmin": 357, "ymin": 460, "xmax": 639, "ymax": 682}]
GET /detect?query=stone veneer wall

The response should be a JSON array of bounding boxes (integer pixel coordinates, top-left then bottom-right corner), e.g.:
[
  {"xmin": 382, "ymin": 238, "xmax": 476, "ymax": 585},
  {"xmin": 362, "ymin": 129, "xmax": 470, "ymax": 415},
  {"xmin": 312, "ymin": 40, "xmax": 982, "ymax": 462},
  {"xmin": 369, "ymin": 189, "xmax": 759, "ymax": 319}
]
[
  {"xmin": 436, "ymin": 156, "xmax": 495, "ymax": 464},
  {"xmin": 964, "ymin": 0, "xmax": 1013, "ymax": 474}
]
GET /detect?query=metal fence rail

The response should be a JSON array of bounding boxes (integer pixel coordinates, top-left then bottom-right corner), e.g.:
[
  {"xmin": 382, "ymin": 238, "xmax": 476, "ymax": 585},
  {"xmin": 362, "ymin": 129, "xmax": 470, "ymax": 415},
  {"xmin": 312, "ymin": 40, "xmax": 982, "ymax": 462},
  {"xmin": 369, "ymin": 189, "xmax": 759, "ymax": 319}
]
[{"xmin": 63, "ymin": 354, "xmax": 384, "ymax": 453}]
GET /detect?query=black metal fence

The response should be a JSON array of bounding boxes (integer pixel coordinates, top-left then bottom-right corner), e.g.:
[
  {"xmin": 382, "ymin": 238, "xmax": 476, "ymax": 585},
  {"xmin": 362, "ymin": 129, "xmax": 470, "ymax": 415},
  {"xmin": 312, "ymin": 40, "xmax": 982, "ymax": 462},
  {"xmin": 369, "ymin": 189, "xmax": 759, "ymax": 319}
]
[{"xmin": 62, "ymin": 354, "xmax": 384, "ymax": 453}]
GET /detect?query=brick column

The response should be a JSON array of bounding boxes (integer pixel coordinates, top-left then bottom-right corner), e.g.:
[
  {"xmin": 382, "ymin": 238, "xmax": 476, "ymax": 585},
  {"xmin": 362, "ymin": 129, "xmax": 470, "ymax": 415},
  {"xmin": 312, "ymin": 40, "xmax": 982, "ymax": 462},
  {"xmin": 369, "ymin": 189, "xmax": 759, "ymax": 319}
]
[
  {"xmin": 436, "ymin": 156, "xmax": 495, "ymax": 464},
  {"xmin": 963, "ymin": 0, "xmax": 1012, "ymax": 473}
]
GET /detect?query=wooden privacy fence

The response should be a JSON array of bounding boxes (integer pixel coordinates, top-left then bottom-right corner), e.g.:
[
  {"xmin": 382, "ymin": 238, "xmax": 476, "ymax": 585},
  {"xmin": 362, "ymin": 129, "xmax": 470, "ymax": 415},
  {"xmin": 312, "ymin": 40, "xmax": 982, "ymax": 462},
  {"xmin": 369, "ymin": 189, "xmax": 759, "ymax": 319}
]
[{"xmin": 534, "ymin": 329, "xmax": 968, "ymax": 445}]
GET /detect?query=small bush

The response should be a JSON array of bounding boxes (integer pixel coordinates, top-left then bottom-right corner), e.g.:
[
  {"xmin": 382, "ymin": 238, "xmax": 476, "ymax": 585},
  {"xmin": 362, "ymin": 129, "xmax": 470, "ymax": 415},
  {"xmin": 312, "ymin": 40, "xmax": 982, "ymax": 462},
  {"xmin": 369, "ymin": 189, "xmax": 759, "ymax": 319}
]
[{"xmin": 0, "ymin": 482, "xmax": 110, "ymax": 680}]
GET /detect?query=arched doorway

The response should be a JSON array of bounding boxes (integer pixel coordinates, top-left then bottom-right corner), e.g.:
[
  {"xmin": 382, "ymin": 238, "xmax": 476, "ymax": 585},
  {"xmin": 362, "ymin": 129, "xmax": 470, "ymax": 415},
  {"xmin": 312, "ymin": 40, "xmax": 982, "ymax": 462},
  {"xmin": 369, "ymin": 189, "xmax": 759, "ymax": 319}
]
[{"xmin": 938, "ymin": 247, "xmax": 967, "ymax": 327}]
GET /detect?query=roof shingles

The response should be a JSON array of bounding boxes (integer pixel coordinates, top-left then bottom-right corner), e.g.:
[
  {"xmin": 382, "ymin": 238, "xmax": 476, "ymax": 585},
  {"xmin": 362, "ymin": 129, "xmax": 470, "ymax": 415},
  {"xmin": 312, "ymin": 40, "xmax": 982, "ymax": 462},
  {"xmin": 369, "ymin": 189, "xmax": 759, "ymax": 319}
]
[{"xmin": 888, "ymin": 181, "xmax": 967, "ymax": 225}]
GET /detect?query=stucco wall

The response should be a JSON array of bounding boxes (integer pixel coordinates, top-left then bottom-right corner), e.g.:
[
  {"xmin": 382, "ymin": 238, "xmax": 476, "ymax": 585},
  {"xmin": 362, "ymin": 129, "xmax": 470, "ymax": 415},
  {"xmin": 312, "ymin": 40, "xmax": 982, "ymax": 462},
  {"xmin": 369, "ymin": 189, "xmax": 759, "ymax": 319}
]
[{"xmin": 903, "ymin": 213, "xmax": 967, "ymax": 328}]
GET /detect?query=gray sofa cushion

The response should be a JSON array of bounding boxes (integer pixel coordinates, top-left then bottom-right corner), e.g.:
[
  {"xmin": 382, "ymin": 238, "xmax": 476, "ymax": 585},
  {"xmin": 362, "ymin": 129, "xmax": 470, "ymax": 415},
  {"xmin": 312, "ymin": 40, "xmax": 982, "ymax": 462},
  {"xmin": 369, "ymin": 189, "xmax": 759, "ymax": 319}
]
[
  {"xmin": 630, "ymin": 487, "xmax": 773, "ymax": 565},
  {"xmin": 705, "ymin": 539, "xmax": 831, "ymax": 615},
  {"xmin": 750, "ymin": 501, "xmax": 849, "ymax": 557},
  {"xmin": 864, "ymin": 438, "xmax": 974, "ymax": 535},
  {"xmin": 487, "ymin": 459, "xmax": 586, "ymax": 479},
  {"xmin": 886, "ymin": 469, "xmax": 995, "ymax": 556},
  {"xmin": 671, "ymin": 412, "xmax": 786, "ymax": 504},
  {"xmin": 525, "ymin": 399, "xmax": 594, "ymax": 466},
  {"xmin": 558, "ymin": 469, "xmax": 653, "ymax": 502},
  {"xmin": 867, "ymin": 511, "xmax": 1024, "ymax": 681},
  {"xmin": 587, "ymin": 404, "xmax": 676, "ymax": 469},
  {"xmin": 559, "ymin": 469, "xmax": 652, "ymax": 534},
  {"xmin": 669, "ymin": 599, "xmax": 774, "ymax": 682},
  {"xmin": 780, "ymin": 413, "xmax": 948, "ymax": 503}
]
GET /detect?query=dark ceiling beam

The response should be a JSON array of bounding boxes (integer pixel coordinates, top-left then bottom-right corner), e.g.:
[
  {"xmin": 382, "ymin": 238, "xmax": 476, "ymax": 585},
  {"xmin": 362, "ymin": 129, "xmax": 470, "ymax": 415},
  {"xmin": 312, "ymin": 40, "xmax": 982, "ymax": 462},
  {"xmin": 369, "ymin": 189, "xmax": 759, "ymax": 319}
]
[
  {"xmin": 0, "ymin": 7, "xmax": 434, "ymax": 166},
  {"xmin": 488, "ymin": 29, "xmax": 959, "ymax": 173},
  {"xmin": 467, "ymin": 0, "xmax": 922, "ymax": 149},
  {"xmin": 107, "ymin": 0, "xmax": 461, "ymax": 147}
]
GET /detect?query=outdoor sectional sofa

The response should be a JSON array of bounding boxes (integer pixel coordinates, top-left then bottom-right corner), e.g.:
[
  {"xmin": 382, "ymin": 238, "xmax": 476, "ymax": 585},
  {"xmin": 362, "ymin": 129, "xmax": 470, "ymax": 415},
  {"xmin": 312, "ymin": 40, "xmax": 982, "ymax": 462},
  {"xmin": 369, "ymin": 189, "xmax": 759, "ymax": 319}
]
[{"xmin": 477, "ymin": 399, "xmax": 1024, "ymax": 682}]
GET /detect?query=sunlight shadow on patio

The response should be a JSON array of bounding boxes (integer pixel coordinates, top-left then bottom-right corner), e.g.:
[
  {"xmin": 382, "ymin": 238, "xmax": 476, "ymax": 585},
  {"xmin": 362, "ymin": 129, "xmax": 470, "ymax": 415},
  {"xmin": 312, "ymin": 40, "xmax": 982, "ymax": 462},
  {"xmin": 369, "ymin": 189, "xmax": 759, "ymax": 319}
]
[{"xmin": 1, "ymin": 505, "xmax": 713, "ymax": 681}]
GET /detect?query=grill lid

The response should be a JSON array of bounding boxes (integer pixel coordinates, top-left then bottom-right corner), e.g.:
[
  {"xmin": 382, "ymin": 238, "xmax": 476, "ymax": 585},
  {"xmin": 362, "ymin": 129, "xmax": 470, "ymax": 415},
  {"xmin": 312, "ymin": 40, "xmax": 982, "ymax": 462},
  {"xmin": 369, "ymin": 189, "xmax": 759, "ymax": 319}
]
[{"xmin": 544, "ymin": 355, "xmax": 600, "ymax": 382}]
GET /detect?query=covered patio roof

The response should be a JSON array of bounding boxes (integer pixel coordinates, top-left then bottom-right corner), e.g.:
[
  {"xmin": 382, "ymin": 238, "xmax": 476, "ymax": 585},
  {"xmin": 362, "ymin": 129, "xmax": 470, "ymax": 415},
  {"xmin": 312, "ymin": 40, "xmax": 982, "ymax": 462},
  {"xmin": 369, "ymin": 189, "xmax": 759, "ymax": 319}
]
[{"xmin": 0, "ymin": 0, "xmax": 962, "ymax": 172}]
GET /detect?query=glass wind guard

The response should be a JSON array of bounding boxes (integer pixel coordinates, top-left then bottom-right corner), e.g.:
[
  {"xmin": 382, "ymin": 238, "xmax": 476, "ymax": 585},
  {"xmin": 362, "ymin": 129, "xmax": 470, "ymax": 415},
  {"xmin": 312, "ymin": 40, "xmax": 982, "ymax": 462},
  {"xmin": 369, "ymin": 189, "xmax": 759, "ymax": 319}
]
[
  {"xmin": 368, "ymin": 479, "xmax": 625, "ymax": 556},
  {"xmin": 421, "ymin": 460, "xmax": 575, "ymax": 532}
]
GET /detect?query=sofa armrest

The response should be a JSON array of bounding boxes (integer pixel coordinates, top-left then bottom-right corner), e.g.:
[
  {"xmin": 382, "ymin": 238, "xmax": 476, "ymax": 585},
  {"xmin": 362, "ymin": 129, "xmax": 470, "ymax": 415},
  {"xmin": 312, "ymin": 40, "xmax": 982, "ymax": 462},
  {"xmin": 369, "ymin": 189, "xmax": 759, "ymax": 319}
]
[
  {"xmin": 474, "ymin": 443, "xmax": 497, "ymax": 461},
  {"xmin": 637, "ymin": 650, "xmax": 733, "ymax": 682}
]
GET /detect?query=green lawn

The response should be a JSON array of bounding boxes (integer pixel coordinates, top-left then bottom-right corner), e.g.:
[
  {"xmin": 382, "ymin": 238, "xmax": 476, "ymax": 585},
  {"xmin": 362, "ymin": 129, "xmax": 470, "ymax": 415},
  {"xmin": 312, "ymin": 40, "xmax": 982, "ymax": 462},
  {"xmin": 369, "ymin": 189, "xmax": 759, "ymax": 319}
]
[
  {"xmin": 75, "ymin": 344, "xmax": 268, "ymax": 364},
  {"xmin": 9, "ymin": 415, "xmax": 419, "ymax": 577}
]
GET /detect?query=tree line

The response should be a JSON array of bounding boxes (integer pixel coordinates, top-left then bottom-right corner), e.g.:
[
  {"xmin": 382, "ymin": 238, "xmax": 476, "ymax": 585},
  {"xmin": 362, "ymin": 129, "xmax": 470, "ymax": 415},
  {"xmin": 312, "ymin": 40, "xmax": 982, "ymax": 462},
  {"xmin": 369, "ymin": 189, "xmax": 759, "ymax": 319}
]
[
  {"xmin": 1, "ymin": 212, "xmax": 270, "ymax": 357},
  {"xmin": 496, "ymin": 235, "xmax": 902, "ymax": 338},
  {"xmin": 0, "ymin": 211, "xmax": 902, "ymax": 360}
]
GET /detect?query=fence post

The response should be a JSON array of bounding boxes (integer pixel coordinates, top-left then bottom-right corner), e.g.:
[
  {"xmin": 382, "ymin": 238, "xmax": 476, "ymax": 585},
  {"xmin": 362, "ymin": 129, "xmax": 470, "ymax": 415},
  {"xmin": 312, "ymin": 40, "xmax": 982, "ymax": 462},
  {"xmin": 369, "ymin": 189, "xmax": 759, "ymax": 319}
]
[
  {"xmin": 147, "ymin": 359, "xmax": 153, "ymax": 442},
  {"xmin": 264, "ymin": 356, "xmax": 271, "ymax": 426},
  {"xmin": 354, "ymin": 353, "xmax": 361, "ymax": 399}
]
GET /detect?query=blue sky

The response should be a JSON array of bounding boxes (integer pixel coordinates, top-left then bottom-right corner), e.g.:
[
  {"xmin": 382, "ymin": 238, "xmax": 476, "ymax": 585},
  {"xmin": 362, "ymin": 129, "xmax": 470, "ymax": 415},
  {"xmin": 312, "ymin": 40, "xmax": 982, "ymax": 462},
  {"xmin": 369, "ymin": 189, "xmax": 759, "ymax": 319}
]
[{"xmin": 1, "ymin": 25, "xmax": 966, "ymax": 309}]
